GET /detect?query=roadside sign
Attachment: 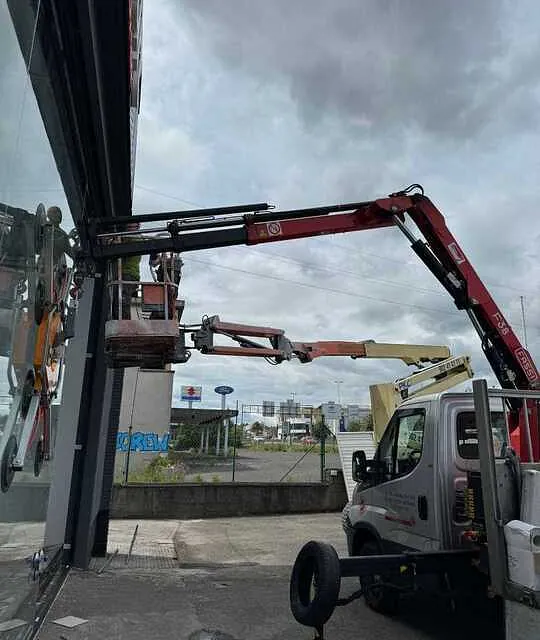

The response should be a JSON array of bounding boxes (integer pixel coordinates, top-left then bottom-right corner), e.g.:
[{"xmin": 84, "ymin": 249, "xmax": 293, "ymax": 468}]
[
  {"xmin": 181, "ymin": 385, "xmax": 202, "ymax": 402},
  {"xmin": 215, "ymin": 385, "xmax": 234, "ymax": 395}
]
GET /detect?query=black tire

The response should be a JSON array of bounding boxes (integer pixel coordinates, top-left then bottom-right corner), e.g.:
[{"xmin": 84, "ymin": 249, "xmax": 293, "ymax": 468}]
[
  {"xmin": 20, "ymin": 372, "xmax": 35, "ymax": 420},
  {"xmin": 1, "ymin": 435, "xmax": 18, "ymax": 493},
  {"xmin": 359, "ymin": 540, "xmax": 400, "ymax": 615},
  {"xmin": 34, "ymin": 279, "xmax": 46, "ymax": 325},
  {"xmin": 34, "ymin": 439, "xmax": 44, "ymax": 477},
  {"xmin": 290, "ymin": 541, "xmax": 341, "ymax": 629},
  {"xmin": 35, "ymin": 203, "xmax": 47, "ymax": 254}
]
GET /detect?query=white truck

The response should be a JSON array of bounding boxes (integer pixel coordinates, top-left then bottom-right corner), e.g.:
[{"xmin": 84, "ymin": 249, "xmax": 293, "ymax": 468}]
[
  {"xmin": 289, "ymin": 383, "xmax": 540, "ymax": 639},
  {"xmin": 342, "ymin": 389, "xmax": 509, "ymax": 612}
]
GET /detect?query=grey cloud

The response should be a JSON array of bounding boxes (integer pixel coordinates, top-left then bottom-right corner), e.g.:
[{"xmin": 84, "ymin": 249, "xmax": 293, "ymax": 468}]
[
  {"xmin": 178, "ymin": 0, "xmax": 539, "ymax": 138},
  {"xmin": 134, "ymin": 1, "xmax": 539, "ymax": 407}
]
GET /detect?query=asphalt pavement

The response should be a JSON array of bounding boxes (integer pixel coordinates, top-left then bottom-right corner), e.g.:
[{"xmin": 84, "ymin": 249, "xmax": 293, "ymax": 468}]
[{"xmin": 35, "ymin": 515, "xmax": 503, "ymax": 640}]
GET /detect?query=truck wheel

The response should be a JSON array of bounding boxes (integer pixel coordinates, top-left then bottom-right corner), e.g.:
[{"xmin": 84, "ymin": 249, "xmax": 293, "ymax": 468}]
[
  {"xmin": 20, "ymin": 372, "xmax": 35, "ymax": 420},
  {"xmin": 1, "ymin": 435, "xmax": 18, "ymax": 493},
  {"xmin": 34, "ymin": 280, "xmax": 46, "ymax": 325},
  {"xmin": 290, "ymin": 541, "xmax": 341, "ymax": 629},
  {"xmin": 34, "ymin": 439, "xmax": 44, "ymax": 477},
  {"xmin": 360, "ymin": 540, "xmax": 399, "ymax": 615}
]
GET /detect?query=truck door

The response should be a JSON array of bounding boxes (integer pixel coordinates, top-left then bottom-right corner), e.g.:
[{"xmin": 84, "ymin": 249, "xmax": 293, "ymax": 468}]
[{"xmin": 362, "ymin": 405, "xmax": 440, "ymax": 552}]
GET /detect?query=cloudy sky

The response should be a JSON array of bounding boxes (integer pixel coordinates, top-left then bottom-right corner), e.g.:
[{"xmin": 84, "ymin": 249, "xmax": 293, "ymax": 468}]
[
  {"xmin": 1, "ymin": 1, "xmax": 539, "ymax": 415},
  {"xmin": 130, "ymin": 0, "xmax": 540, "ymax": 413}
]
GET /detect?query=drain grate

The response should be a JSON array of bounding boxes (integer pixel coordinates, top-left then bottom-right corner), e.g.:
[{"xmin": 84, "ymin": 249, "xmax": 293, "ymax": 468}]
[
  {"xmin": 91, "ymin": 552, "xmax": 177, "ymax": 570},
  {"xmin": 189, "ymin": 630, "xmax": 240, "ymax": 640}
]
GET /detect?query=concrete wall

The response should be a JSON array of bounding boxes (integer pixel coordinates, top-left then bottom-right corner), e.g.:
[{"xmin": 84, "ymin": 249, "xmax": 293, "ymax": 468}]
[
  {"xmin": 0, "ymin": 483, "xmax": 50, "ymax": 522},
  {"xmin": 110, "ymin": 472, "xmax": 347, "ymax": 520}
]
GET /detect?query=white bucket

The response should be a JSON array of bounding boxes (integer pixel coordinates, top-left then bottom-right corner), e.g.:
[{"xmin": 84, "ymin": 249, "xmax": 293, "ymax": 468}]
[
  {"xmin": 521, "ymin": 469, "xmax": 540, "ymax": 525},
  {"xmin": 504, "ymin": 520, "xmax": 540, "ymax": 590}
]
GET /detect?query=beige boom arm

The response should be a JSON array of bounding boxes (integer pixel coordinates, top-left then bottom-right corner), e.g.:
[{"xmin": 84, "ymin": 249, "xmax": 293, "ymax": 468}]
[{"xmin": 369, "ymin": 355, "xmax": 474, "ymax": 441}]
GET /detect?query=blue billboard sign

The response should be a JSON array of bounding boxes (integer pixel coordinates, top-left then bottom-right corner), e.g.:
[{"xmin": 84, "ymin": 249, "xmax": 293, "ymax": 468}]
[{"xmin": 214, "ymin": 385, "xmax": 234, "ymax": 395}]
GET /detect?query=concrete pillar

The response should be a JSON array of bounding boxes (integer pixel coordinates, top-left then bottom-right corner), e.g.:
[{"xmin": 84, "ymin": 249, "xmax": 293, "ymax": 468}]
[
  {"xmin": 216, "ymin": 419, "xmax": 221, "ymax": 456},
  {"xmin": 204, "ymin": 427, "xmax": 209, "ymax": 454},
  {"xmin": 199, "ymin": 428, "xmax": 204, "ymax": 454}
]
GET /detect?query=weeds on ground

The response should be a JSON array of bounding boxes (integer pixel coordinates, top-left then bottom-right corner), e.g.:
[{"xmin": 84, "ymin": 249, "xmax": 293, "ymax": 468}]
[
  {"xmin": 247, "ymin": 442, "xmax": 338, "ymax": 454},
  {"xmin": 121, "ymin": 454, "xmax": 187, "ymax": 484}
]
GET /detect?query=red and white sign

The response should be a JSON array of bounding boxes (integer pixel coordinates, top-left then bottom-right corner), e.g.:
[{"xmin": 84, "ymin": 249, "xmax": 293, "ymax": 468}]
[
  {"xmin": 447, "ymin": 242, "xmax": 466, "ymax": 265},
  {"xmin": 180, "ymin": 385, "xmax": 202, "ymax": 402},
  {"xmin": 514, "ymin": 348, "xmax": 539, "ymax": 383},
  {"xmin": 267, "ymin": 222, "xmax": 282, "ymax": 236}
]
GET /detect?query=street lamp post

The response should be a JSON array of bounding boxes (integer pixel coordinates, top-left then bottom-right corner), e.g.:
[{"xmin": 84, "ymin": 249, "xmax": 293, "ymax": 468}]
[
  {"xmin": 334, "ymin": 380, "xmax": 343, "ymax": 405},
  {"xmin": 214, "ymin": 385, "xmax": 234, "ymax": 456}
]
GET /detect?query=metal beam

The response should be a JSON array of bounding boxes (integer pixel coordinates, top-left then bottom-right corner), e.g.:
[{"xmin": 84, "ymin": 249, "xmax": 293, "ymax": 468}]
[
  {"xmin": 339, "ymin": 549, "xmax": 478, "ymax": 578},
  {"xmin": 94, "ymin": 202, "xmax": 271, "ymax": 227},
  {"xmin": 472, "ymin": 378, "xmax": 508, "ymax": 596},
  {"xmin": 93, "ymin": 368, "xmax": 124, "ymax": 557},
  {"xmin": 95, "ymin": 227, "xmax": 247, "ymax": 259}
]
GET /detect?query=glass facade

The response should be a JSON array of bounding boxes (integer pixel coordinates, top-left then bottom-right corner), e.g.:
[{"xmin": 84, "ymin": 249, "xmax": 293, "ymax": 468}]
[{"xmin": 0, "ymin": 2, "xmax": 77, "ymax": 635}]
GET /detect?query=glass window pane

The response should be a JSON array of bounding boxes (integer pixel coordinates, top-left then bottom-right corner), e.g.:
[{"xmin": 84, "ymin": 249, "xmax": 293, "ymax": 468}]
[
  {"xmin": 456, "ymin": 411, "xmax": 508, "ymax": 459},
  {"xmin": 395, "ymin": 410, "xmax": 425, "ymax": 476},
  {"xmin": 0, "ymin": 2, "xmax": 78, "ymax": 635}
]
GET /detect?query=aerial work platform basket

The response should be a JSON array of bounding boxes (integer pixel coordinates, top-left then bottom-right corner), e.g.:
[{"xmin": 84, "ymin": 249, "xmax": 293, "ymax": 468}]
[
  {"xmin": 104, "ymin": 255, "xmax": 186, "ymax": 369},
  {"xmin": 105, "ymin": 317, "xmax": 181, "ymax": 369}
]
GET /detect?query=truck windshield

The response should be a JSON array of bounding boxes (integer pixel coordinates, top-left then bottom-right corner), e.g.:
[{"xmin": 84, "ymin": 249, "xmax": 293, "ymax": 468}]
[{"xmin": 456, "ymin": 411, "xmax": 507, "ymax": 459}]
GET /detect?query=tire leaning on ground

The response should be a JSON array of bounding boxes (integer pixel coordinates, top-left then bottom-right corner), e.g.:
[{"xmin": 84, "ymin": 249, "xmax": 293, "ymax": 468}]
[{"xmin": 290, "ymin": 540, "xmax": 341, "ymax": 629}]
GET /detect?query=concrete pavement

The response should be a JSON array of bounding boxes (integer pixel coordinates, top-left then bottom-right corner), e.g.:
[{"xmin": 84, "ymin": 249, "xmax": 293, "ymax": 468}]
[
  {"xmin": 173, "ymin": 514, "xmax": 348, "ymax": 567},
  {"xmin": 0, "ymin": 522, "xmax": 45, "ymax": 624},
  {"xmin": 35, "ymin": 515, "xmax": 503, "ymax": 640}
]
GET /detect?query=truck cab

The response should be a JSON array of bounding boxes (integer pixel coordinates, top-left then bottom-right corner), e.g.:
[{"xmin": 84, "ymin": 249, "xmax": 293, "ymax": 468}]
[{"xmin": 343, "ymin": 391, "xmax": 509, "ymax": 558}]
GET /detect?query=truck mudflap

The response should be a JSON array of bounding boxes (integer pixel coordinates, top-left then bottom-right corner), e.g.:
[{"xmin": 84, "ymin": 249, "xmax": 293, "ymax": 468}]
[{"xmin": 289, "ymin": 540, "xmax": 479, "ymax": 637}]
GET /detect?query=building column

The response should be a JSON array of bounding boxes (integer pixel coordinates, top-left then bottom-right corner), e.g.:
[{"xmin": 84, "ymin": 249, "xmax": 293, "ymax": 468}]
[
  {"xmin": 65, "ymin": 267, "xmax": 118, "ymax": 569},
  {"xmin": 44, "ymin": 277, "xmax": 96, "ymax": 552}
]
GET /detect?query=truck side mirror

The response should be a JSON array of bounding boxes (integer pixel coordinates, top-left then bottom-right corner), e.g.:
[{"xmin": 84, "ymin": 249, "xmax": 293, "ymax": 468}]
[{"xmin": 352, "ymin": 450, "xmax": 367, "ymax": 482}]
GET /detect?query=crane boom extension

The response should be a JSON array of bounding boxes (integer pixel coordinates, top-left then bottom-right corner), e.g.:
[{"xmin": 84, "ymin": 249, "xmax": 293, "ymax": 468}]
[
  {"xmin": 188, "ymin": 315, "xmax": 451, "ymax": 366},
  {"xmin": 370, "ymin": 355, "xmax": 474, "ymax": 441},
  {"xmin": 96, "ymin": 186, "xmax": 538, "ymax": 390},
  {"xmin": 244, "ymin": 188, "xmax": 539, "ymax": 395},
  {"xmin": 97, "ymin": 184, "xmax": 539, "ymax": 458}
]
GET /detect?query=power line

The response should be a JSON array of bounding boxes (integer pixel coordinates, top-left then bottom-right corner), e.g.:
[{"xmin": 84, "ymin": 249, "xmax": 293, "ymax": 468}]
[
  {"xmin": 133, "ymin": 184, "xmax": 202, "ymax": 208},
  {"xmin": 186, "ymin": 256, "xmax": 540, "ymax": 334},
  {"xmin": 132, "ymin": 184, "xmax": 534, "ymax": 297},
  {"xmin": 186, "ymin": 257, "xmax": 460, "ymax": 316},
  {"xmin": 318, "ymin": 236, "xmax": 535, "ymax": 296},
  {"xmin": 235, "ymin": 246, "xmax": 447, "ymax": 297}
]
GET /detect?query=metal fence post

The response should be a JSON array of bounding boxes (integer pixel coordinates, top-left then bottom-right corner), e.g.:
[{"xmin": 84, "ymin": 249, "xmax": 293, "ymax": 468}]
[{"xmin": 320, "ymin": 415, "xmax": 326, "ymax": 483}]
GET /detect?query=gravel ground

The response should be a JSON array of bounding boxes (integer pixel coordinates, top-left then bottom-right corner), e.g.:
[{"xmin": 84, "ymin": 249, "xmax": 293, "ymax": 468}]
[{"xmin": 116, "ymin": 447, "xmax": 342, "ymax": 483}]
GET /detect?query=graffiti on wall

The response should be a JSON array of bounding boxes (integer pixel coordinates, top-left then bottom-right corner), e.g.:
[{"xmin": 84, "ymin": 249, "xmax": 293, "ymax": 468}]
[{"xmin": 116, "ymin": 432, "xmax": 170, "ymax": 452}]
